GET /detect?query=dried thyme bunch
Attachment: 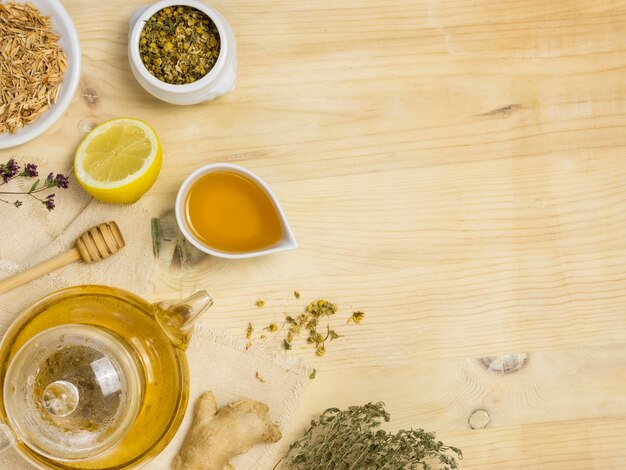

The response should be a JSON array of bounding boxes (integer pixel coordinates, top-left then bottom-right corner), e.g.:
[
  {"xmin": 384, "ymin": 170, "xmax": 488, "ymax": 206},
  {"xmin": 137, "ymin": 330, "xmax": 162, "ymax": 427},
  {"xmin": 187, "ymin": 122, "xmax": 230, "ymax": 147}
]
[
  {"xmin": 139, "ymin": 6, "xmax": 220, "ymax": 84},
  {"xmin": 277, "ymin": 402, "xmax": 461, "ymax": 470}
]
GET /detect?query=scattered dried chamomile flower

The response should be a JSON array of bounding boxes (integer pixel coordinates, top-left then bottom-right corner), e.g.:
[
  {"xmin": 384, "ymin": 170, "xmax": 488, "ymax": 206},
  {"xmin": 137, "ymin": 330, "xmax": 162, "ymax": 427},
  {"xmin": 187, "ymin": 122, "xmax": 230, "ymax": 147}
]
[
  {"xmin": 255, "ymin": 300, "xmax": 265, "ymax": 308},
  {"xmin": 350, "ymin": 311, "xmax": 365, "ymax": 324},
  {"xmin": 244, "ymin": 297, "xmax": 361, "ymax": 358},
  {"xmin": 245, "ymin": 323, "xmax": 254, "ymax": 339},
  {"xmin": 306, "ymin": 299, "xmax": 338, "ymax": 317},
  {"xmin": 281, "ymin": 300, "xmax": 343, "ymax": 357}
]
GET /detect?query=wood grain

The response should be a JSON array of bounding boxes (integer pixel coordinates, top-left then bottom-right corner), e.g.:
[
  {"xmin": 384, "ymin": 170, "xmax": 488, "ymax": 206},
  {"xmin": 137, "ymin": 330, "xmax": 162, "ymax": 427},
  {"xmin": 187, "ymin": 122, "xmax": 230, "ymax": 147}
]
[{"xmin": 3, "ymin": 0, "xmax": 626, "ymax": 467}]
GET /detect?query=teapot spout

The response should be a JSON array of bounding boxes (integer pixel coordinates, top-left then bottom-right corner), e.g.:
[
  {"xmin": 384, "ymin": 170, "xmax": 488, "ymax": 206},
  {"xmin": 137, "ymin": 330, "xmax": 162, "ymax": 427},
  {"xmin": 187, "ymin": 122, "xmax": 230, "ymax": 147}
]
[{"xmin": 154, "ymin": 290, "xmax": 213, "ymax": 350}]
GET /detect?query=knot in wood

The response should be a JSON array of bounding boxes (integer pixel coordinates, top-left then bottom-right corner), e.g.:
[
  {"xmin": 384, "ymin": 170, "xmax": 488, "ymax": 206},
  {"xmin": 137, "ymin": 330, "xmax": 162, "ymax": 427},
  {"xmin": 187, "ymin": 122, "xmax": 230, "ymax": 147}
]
[{"xmin": 468, "ymin": 409, "xmax": 490, "ymax": 429}]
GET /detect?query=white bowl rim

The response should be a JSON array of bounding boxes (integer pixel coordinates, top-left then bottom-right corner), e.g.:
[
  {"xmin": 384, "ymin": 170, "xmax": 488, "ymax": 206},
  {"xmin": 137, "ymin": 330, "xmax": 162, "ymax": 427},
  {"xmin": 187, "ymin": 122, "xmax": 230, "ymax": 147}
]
[
  {"xmin": 175, "ymin": 163, "xmax": 298, "ymax": 259},
  {"xmin": 128, "ymin": 0, "xmax": 229, "ymax": 94},
  {"xmin": 0, "ymin": 0, "xmax": 81, "ymax": 150}
]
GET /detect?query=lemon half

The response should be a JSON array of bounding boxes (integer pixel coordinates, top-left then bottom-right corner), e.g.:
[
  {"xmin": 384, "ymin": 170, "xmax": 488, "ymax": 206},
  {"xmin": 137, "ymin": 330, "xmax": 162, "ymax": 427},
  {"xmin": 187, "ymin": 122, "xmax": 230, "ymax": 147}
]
[{"xmin": 75, "ymin": 118, "xmax": 162, "ymax": 204}]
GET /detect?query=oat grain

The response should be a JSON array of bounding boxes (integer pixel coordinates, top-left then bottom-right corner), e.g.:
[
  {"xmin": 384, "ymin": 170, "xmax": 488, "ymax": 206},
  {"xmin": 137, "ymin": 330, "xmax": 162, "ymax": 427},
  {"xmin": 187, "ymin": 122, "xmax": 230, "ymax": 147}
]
[{"xmin": 0, "ymin": 2, "xmax": 66, "ymax": 134}]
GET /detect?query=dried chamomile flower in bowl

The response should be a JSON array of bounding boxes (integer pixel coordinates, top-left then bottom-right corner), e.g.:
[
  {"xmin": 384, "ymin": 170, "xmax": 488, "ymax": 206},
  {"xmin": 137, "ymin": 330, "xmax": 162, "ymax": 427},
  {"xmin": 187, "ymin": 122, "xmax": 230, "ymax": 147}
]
[
  {"xmin": 0, "ymin": 0, "xmax": 81, "ymax": 149},
  {"xmin": 128, "ymin": 0, "xmax": 237, "ymax": 105}
]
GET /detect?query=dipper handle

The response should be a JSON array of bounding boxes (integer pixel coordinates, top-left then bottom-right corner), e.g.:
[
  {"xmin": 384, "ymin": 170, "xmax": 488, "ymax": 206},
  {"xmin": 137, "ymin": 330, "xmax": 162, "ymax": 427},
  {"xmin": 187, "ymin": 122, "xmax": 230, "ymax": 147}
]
[{"xmin": 0, "ymin": 222, "xmax": 125, "ymax": 296}]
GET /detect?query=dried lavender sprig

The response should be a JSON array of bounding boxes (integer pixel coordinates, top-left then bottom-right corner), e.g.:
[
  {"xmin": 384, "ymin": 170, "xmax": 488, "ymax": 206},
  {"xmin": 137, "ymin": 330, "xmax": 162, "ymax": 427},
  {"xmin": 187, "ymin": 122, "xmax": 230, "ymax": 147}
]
[
  {"xmin": 0, "ymin": 159, "xmax": 69, "ymax": 211},
  {"xmin": 0, "ymin": 159, "xmax": 20, "ymax": 183}
]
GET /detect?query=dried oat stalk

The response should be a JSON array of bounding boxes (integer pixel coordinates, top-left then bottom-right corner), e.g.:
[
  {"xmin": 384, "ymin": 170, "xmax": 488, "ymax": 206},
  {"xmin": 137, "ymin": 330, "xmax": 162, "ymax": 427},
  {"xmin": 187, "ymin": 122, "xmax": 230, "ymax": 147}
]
[{"xmin": 0, "ymin": 2, "xmax": 67, "ymax": 135}]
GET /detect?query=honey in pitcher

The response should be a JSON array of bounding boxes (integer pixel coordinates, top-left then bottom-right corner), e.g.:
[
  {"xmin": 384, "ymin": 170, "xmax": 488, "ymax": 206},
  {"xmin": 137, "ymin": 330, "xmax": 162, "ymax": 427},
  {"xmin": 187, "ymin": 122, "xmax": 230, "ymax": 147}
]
[{"xmin": 184, "ymin": 171, "xmax": 283, "ymax": 253}]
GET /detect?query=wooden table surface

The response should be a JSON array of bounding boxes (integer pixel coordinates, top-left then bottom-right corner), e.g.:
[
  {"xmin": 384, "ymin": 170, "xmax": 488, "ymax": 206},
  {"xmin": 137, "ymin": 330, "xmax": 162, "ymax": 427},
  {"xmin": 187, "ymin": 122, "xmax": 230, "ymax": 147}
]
[{"xmin": 6, "ymin": 0, "xmax": 626, "ymax": 468}]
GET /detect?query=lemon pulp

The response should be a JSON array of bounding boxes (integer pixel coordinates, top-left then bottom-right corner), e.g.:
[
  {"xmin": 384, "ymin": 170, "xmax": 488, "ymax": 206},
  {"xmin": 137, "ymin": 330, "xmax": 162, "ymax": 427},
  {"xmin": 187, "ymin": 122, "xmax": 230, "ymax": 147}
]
[{"xmin": 74, "ymin": 118, "xmax": 162, "ymax": 204}]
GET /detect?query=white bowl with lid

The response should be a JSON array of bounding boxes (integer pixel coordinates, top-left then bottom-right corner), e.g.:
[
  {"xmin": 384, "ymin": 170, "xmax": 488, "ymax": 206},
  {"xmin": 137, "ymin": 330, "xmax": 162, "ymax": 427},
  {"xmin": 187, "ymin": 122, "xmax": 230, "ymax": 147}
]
[
  {"xmin": 128, "ymin": 0, "xmax": 237, "ymax": 105},
  {"xmin": 0, "ymin": 0, "xmax": 81, "ymax": 149}
]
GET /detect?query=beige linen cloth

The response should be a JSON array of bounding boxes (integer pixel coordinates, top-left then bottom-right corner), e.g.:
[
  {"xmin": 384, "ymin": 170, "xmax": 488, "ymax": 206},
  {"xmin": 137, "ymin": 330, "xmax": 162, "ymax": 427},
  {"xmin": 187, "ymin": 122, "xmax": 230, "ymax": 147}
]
[{"xmin": 0, "ymin": 173, "xmax": 310, "ymax": 469}]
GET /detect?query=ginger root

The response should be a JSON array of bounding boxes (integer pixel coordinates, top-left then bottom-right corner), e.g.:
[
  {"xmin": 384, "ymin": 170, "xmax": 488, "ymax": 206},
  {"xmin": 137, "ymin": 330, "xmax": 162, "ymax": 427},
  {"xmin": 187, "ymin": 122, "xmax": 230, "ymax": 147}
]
[{"xmin": 173, "ymin": 391, "xmax": 282, "ymax": 470}]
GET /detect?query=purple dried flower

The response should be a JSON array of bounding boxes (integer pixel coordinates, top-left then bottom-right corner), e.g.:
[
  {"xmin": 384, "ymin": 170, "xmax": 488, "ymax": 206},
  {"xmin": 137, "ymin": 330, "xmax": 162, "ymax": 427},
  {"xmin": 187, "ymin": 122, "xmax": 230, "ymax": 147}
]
[
  {"xmin": 0, "ymin": 161, "xmax": 66, "ymax": 212},
  {"xmin": 1, "ymin": 159, "xmax": 20, "ymax": 183},
  {"xmin": 6, "ymin": 159, "xmax": 19, "ymax": 174},
  {"xmin": 24, "ymin": 163, "xmax": 38, "ymax": 177},
  {"xmin": 54, "ymin": 173, "xmax": 69, "ymax": 189}
]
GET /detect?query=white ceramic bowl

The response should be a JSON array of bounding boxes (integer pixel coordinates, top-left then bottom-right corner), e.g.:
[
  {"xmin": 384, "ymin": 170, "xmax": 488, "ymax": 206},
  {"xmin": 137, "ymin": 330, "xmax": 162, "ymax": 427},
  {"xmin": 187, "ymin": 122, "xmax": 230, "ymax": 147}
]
[
  {"xmin": 0, "ymin": 0, "xmax": 81, "ymax": 150},
  {"xmin": 175, "ymin": 163, "xmax": 298, "ymax": 259},
  {"xmin": 128, "ymin": 0, "xmax": 237, "ymax": 105}
]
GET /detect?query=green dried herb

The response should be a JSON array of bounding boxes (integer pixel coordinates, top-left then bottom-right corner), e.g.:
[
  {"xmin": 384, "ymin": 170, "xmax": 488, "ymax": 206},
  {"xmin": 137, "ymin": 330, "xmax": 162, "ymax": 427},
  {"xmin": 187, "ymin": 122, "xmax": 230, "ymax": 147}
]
[
  {"xmin": 307, "ymin": 299, "xmax": 337, "ymax": 317},
  {"xmin": 283, "ymin": 299, "xmax": 339, "ymax": 355},
  {"xmin": 309, "ymin": 368, "xmax": 316, "ymax": 380},
  {"xmin": 276, "ymin": 402, "xmax": 461, "ymax": 470},
  {"xmin": 139, "ymin": 6, "xmax": 220, "ymax": 84},
  {"xmin": 245, "ymin": 298, "xmax": 359, "ymax": 358},
  {"xmin": 293, "ymin": 291, "xmax": 301, "ymax": 299}
]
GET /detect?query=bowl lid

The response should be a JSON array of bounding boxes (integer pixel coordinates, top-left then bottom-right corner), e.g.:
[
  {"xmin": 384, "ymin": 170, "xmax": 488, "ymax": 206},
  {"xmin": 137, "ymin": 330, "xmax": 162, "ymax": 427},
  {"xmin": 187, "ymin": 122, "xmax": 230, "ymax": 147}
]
[{"xmin": 3, "ymin": 325, "xmax": 142, "ymax": 461}]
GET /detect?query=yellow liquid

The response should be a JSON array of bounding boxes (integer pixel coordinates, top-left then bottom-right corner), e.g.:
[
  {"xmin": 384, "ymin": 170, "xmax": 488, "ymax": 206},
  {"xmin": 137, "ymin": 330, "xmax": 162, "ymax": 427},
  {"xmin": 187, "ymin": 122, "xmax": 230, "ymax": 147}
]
[
  {"xmin": 185, "ymin": 171, "xmax": 283, "ymax": 253},
  {"xmin": 0, "ymin": 287, "xmax": 188, "ymax": 470}
]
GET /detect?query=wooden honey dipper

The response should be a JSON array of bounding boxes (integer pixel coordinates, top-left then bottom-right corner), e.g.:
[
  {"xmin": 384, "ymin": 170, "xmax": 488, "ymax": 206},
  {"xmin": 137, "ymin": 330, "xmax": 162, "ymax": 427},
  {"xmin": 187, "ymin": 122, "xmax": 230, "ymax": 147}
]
[{"xmin": 0, "ymin": 221, "xmax": 125, "ymax": 296}]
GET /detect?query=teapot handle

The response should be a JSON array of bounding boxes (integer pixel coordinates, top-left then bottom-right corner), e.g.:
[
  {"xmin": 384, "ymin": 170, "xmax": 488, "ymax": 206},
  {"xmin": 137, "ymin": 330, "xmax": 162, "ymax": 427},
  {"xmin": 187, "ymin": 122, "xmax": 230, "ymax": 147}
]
[{"xmin": 0, "ymin": 423, "xmax": 15, "ymax": 455}]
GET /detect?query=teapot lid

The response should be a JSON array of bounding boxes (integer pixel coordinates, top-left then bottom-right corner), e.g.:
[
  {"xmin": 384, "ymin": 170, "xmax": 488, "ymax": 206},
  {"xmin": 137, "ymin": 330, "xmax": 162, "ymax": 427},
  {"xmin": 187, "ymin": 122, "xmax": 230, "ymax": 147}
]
[{"xmin": 3, "ymin": 325, "xmax": 142, "ymax": 461}]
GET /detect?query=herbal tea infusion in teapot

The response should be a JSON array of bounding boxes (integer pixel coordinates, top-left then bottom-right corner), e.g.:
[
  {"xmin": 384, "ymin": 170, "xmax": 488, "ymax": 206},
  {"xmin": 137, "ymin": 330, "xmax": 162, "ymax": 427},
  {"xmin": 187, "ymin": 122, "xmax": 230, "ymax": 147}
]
[{"xmin": 0, "ymin": 285, "xmax": 212, "ymax": 470}]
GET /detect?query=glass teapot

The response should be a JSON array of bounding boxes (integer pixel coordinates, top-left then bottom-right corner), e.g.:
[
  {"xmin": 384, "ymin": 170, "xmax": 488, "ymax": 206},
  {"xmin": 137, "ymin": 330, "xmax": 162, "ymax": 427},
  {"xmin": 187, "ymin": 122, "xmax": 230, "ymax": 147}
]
[{"xmin": 0, "ymin": 285, "xmax": 213, "ymax": 470}]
